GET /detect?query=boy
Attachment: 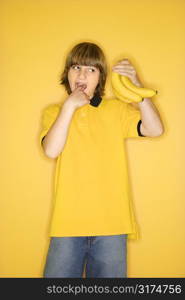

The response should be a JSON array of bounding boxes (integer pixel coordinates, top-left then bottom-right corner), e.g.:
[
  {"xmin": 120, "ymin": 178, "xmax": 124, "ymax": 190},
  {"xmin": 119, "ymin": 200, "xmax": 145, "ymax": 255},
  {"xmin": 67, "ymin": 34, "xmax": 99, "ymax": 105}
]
[{"xmin": 40, "ymin": 42, "xmax": 164, "ymax": 278}]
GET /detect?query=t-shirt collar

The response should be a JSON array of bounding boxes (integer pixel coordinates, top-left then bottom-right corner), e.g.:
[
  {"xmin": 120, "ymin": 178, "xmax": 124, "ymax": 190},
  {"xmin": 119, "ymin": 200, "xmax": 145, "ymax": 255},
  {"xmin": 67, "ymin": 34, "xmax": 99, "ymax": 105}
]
[{"xmin": 89, "ymin": 94, "xmax": 102, "ymax": 107}]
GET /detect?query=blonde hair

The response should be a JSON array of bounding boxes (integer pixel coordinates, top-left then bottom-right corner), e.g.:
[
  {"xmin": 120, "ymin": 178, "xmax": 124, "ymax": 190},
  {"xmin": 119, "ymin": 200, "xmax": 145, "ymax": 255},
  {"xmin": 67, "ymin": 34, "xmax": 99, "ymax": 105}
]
[{"xmin": 60, "ymin": 42, "xmax": 107, "ymax": 97}]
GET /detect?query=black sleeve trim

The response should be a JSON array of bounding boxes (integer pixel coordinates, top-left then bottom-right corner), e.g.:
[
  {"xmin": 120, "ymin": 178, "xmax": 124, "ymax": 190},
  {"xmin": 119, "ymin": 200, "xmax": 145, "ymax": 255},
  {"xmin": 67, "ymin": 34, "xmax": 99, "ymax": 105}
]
[
  {"xmin": 41, "ymin": 136, "xmax": 46, "ymax": 143},
  {"xmin": 137, "ymin": 120, "xmax": 145, "ymax": 137}
]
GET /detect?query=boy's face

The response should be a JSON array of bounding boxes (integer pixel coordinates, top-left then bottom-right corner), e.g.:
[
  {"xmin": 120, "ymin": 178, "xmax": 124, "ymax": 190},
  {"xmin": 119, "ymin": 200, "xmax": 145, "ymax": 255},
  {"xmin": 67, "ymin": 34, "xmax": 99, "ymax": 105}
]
[{"xmin": 68, "ymin": 64, "xmax": 100, "ymax": 99}]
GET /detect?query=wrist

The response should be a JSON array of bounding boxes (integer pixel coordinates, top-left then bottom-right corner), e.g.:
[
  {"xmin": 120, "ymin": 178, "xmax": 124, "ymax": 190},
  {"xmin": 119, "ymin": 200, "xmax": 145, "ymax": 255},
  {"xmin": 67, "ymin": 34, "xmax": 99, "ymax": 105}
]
[
  {"xmin": 139, "ymin": 97, "xmax": 151, "ymax": 104},
  {"xmin": 63, "ymin": 99, "xmax": 77, "ymax": 112}
]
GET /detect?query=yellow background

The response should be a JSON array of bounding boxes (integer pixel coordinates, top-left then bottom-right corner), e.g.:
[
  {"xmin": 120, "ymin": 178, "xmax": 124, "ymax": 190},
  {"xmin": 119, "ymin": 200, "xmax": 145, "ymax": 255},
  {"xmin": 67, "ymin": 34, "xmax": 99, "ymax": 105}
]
[{"xmin": 0, "ymin": 0, "xmax": 185, "ymax": 277}]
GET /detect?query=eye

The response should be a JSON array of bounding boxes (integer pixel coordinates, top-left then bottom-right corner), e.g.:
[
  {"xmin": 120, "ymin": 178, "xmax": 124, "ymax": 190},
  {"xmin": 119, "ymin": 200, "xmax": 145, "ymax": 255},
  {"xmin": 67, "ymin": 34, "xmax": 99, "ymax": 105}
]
[
  {"xmin": 71, "ymin": 65, "xmax": 96, "ymax": 72},
  {"xmin": 72, "ymin": 65, "xmax": 80, "ymax": 70}
]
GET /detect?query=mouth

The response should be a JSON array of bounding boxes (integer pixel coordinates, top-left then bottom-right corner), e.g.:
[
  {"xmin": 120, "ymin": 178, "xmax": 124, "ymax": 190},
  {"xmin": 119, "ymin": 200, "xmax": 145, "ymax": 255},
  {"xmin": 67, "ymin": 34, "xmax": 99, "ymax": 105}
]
[{"xmin": 75, "ymin": 82, "xmax": 87, "ymax": 90}]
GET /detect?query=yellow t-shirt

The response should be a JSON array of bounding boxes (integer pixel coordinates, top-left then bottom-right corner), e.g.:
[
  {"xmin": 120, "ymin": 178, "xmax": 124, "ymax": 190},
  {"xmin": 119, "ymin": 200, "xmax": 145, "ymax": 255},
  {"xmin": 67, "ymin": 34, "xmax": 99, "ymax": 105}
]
[{"xmin": 39, "ymin": 97, "xmax": 145, "ymax": 240}]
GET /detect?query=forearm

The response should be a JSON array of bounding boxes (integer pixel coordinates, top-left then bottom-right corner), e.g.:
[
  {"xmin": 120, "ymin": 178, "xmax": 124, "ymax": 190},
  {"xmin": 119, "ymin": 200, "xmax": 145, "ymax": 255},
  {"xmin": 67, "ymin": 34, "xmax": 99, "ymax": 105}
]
[
  {"xmin": 42, "ymin": 101, "xmax": 76, "ymax": 158},
  {"xmin": 137, "ymin": 98, "xmax": 164, "ymax": 137},
  {"xmin": 131, "ymin": 78, "xmax": 164, "ymax": 137}
]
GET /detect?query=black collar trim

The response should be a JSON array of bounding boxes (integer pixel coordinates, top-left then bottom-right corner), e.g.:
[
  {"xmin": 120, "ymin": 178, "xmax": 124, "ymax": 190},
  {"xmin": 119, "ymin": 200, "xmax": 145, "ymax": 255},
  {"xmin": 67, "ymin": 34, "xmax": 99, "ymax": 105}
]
[{"xmin": 90, "ymin": 94, "xmax": 102, "ymax": 107}]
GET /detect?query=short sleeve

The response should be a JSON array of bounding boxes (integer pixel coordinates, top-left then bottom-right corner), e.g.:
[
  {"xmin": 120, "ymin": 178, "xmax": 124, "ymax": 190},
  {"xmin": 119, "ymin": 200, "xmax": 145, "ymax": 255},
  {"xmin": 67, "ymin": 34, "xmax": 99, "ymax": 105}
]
[
  {"xmin": 121, "ymin": 103, "xmax": 146, "ymax": 138},
  {"xmin": 39, "ymin": 103, "xmax": 62, "ymax": 148}
]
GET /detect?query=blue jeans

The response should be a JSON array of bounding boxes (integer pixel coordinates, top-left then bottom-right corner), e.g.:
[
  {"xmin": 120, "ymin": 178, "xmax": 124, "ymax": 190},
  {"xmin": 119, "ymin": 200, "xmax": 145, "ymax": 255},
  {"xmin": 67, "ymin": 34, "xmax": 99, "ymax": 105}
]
[{"xmin": 43, "ymin": 234, "xmax": 127, "ymax": 278}]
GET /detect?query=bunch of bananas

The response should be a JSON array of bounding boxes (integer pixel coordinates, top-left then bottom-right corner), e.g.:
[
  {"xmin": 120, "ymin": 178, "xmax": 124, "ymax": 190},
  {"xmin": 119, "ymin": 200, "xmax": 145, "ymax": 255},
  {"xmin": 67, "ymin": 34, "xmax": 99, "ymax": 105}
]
[{"xmin": 111, "ymin": 71, "xmax": 158, "ymax": 103}]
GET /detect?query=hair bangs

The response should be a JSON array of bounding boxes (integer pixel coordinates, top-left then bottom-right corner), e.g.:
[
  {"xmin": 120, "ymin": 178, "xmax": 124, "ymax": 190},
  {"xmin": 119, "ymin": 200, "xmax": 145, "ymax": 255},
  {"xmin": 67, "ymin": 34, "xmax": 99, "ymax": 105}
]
[{"xmin": 69, "ymin": 45, "xmax": 101, "ymax": 68}]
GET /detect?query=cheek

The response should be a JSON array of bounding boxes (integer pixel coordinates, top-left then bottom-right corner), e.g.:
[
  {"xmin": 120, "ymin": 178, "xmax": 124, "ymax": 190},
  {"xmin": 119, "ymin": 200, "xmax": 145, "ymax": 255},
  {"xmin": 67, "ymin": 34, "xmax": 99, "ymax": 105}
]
[
  {"xmin": 68, "ymin": 71, "xmax": 72, "ymax": 80},
  {"xmin": 67, "ymin": 72, "xmax": 71, "ymax": 82},
  {"xmin": 93, "ymin": 74, "xmax": 100, "ymax": 86},
  {"xmin": 96, "ymin": 71, "xmax": 100, "ymax": 81},
  {"xmin": 68, "ymin": 70, "xmax": 76, "ymax": 82}
]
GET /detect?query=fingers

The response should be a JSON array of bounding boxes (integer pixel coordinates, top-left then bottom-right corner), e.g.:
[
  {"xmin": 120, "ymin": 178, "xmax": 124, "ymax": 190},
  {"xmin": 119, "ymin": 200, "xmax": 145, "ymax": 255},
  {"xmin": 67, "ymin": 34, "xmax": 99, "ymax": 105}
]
[
  {"xmin": 76, "ymin": 86, "xmax": 87, "ymax": 94},
  {"xmin": 83, "ymin": 92, "xmax": 90, "ymax": 101},
  {"xmin": 74, "ymin": 85, "xmax": 90, "ymax": 101},
  {"xmin": 112, "ymin": 58, "xmax": 136, "ymax": 76},
  {"xmin": 118, "ymin": 58, "xmax": 130, "ymax": 64},
  {"xmin": 113, "ymin": 66, "xmax": 135, "ymax": 72},
  {"xmin": 113, "ymin": 58, "xmax": 133, "ymax": 68},
  {"xmin": 112, "ymin": 67, "xmax": 136, "ymax": 75}
]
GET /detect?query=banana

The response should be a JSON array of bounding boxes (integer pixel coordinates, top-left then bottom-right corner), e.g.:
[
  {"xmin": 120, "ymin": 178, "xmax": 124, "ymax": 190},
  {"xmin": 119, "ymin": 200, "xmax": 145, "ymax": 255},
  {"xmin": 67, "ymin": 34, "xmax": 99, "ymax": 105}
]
[
  {"xmin": 111, "ymin": 71, "xmax": 158, "ymax": 103},
  {"xmin": 112, "ymin": 87, "xmax": 131, "ymax": 103},
  {"xmin": 111, "ymin": 71, "xmax": 142, "ymax": 103},
  {"xmin": 120, "ymin": 75, "xmax": 157, "ymax": 98}
]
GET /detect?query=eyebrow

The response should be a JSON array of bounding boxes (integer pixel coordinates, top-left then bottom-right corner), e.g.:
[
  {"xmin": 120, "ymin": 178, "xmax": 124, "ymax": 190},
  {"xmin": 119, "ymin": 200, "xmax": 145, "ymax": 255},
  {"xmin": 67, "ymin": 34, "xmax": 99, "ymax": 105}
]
[{"xmin": 72, "ymin": 64, "xmax": 96, "ymax": 68}]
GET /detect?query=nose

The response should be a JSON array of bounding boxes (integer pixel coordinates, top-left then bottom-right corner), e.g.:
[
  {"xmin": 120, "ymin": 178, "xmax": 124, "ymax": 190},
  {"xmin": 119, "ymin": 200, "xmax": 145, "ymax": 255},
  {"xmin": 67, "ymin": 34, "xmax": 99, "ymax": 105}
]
[{"xmin": 78, "ymin": 68, "xmax": 87, "ymax": 80}]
